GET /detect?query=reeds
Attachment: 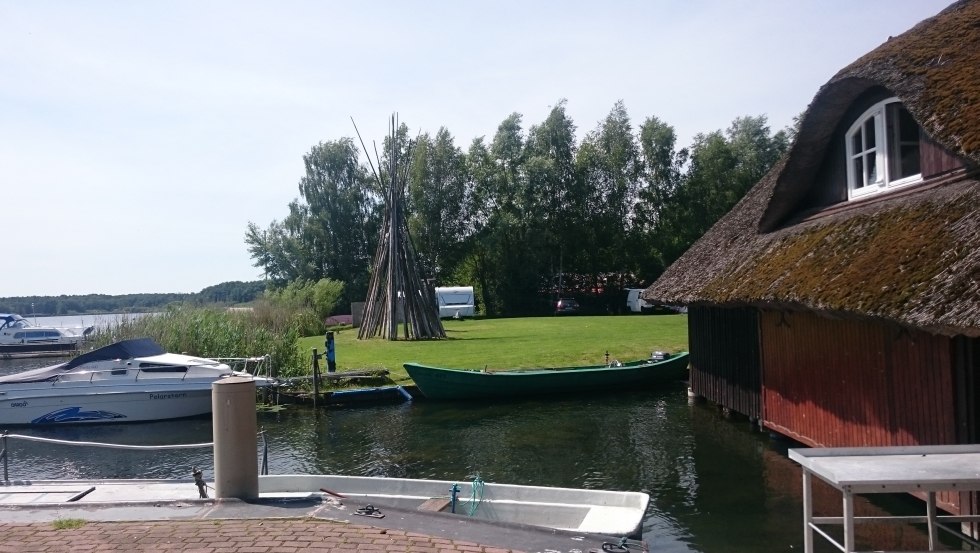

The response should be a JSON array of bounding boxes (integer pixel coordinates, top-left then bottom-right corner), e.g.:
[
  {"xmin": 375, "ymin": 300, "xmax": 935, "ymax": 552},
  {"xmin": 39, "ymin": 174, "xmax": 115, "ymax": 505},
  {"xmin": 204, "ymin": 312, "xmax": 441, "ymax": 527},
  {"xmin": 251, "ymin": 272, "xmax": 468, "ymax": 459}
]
[{"xmin": 90, "ymin": 304, "xmax": 307, "ymax": 378}]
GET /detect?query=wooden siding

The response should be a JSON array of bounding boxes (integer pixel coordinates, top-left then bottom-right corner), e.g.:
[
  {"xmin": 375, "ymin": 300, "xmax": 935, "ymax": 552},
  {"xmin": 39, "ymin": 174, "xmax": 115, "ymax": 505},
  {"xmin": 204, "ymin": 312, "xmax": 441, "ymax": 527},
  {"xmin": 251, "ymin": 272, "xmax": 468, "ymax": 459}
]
[
  {"xmin": 761, "ymin": 311, "xmax": 955, "ymax": 448},
  {"xmin": 688, "ymin": 305, "xmax": 762, "ymax": 419},
  {"xmin": 921, "ymin": 133, "xmax": 966, "ymax": 178},
  {"xmin": 955, "ymin": 337, "xmax": 980, "ymax": 522},
  {"xmin": 761, "ymin": 311, "xmax": 961, "ymax": 514}
]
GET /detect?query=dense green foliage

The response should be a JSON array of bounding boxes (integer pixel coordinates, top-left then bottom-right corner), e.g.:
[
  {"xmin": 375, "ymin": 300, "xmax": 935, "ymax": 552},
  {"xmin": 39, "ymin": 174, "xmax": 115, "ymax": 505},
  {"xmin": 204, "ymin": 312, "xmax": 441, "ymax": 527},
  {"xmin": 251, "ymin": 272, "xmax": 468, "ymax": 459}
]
[
  {"xmin": 0, "ymin": 280, "xmax": 266, "ymax": 316},
  {"xmin": 198, "ymin": 281, "xmax": 267, "ymax": 304},
  {"xmin": 296, "ymin": 314, "xmax": 689, "ymax": 384},
  {"xmin": 248, "ymin": 103, "xmax": 790, "ymax": 317},
  {"xmin": 261, "ymin": 278, "xmax": 345, "ymax": 335},
  {"xmin": 245, "ymin": 139, "xmax": 376, "ymax": 310},
  {"xmin": 91, "ymin": 305, "xmax": 307, "ymax": 377}
]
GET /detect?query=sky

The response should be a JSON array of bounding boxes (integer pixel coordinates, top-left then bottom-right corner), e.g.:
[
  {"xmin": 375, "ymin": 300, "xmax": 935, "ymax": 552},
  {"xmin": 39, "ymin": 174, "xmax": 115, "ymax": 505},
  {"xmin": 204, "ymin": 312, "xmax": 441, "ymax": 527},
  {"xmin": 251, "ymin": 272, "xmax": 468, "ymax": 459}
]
[{"xmin": 1, "ymin": 0, "xmax": 953, "ymax": 297}]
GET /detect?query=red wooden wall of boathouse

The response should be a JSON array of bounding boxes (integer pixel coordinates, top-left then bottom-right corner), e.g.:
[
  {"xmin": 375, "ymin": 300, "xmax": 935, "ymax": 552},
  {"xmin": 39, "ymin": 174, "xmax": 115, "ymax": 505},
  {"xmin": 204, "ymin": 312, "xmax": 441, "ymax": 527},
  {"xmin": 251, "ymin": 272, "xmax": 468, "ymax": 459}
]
[
  {"xmin": 760, "ymin": 310, "xmax": 961, "ymax": 513},
  {"xmin": 760, "ymin": 310, "xmax": 955, "ymax": 448}
]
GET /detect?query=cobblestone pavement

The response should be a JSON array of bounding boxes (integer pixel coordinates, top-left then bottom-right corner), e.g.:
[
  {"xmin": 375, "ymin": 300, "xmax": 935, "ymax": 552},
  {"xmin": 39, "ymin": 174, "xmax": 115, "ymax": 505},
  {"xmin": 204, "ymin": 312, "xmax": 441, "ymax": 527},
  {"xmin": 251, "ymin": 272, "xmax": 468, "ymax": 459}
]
[{"xmin": 0, "ymin": 519, "xmax": 526, "ymax": 553}]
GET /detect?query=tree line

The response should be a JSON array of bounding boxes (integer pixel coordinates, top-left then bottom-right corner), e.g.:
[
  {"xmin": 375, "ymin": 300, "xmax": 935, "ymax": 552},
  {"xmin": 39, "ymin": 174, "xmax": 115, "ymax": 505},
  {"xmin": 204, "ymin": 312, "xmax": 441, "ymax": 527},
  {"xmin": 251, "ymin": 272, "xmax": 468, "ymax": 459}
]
[
  {"xmin": 247, "ymin": 101, "xmax": 793, "ymax": 316},
  {"xmin": 0, "ymin": 281, "xmax": 266, "ymax": 316}
]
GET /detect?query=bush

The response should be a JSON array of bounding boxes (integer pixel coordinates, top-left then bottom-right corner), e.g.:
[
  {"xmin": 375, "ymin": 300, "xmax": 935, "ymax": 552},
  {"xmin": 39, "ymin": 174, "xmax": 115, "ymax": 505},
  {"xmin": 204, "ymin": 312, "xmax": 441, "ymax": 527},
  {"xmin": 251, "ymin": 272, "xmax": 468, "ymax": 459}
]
[{"xmin": 264, "ymin": 278, "xmax": 345, "ymax": 330}]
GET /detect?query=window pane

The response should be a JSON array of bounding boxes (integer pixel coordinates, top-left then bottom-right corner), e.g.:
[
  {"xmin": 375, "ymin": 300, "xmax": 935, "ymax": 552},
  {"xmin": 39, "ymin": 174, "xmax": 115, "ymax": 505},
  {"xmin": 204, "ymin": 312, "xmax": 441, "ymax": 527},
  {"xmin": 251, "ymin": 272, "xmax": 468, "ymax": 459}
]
[
  {"xmin": 864, "ymin": 119, "xmax": 876, "ymax": 148},
  {"xmin": 897, "ymin": 104, "xmax": 920, "ymax": 142},
  {"xmin": 853, "ymin": 157, "xmax": 865, "ymax": 188},
  {"xmin": 900, "ymin": 145, "xmax": 921, "ymax": 176},
  {"xmin": 887, "ymin": 103, "xmax": 921, "ymax": 180},
  {"xmin": 866, "ymin": 152, "xmax": 877, "ymax": 184},
  {"xmin": 852, "ymin": 130, "xmax": 863, "ymax": 154}
]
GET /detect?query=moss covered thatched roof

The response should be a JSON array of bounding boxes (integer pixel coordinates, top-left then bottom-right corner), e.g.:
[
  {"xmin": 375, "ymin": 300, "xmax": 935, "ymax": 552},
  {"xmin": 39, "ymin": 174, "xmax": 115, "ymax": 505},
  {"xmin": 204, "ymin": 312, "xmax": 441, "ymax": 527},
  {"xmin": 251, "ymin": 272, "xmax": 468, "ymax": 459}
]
[{"xmin": 645, "ymin": 0, "xmax": 980, "ymax": 337}]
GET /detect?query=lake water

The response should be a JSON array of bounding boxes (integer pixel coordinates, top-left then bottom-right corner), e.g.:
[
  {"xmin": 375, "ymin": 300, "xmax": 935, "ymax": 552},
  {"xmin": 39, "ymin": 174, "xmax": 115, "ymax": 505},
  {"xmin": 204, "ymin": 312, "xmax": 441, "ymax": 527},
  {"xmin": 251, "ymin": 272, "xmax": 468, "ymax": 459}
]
[
  {"xmin": 0, "ymin": 344, "xmax": 934, "ymax": 552},
  {"xmin": 15, "ymin": 313, "xmax": 149, "ymax": 331}
]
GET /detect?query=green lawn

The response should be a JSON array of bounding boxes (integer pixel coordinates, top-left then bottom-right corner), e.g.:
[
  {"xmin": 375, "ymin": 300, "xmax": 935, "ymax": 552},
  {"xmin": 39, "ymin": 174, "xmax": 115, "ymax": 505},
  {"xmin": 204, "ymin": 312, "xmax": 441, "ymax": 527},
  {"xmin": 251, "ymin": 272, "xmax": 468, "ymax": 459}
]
[{"xmin": 297, "ymin": 314, "xmax": 688, "ymax": 384}]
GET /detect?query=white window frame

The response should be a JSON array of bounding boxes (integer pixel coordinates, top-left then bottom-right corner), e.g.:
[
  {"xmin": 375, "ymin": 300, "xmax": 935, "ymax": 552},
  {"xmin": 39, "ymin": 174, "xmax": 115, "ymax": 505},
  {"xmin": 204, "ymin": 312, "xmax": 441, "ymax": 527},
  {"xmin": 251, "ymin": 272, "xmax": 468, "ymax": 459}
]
[{"xmin": 844, "ymin": 98, "xmax": 922, "ymax": 200}]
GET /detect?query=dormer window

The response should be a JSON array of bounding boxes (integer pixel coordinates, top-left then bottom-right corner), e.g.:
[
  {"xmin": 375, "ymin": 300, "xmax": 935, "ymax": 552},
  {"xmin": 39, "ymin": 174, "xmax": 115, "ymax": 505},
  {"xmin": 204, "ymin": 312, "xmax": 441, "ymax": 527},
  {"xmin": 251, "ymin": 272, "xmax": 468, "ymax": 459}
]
[{"xmin": 845, "ymin": 98, "xmax": 921, "ymax": 200}]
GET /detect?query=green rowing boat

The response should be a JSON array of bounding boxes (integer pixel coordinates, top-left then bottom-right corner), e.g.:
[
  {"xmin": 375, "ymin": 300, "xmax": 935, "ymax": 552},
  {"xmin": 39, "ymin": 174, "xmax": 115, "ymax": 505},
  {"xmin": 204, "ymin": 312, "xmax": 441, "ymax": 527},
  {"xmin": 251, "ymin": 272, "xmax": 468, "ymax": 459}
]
[{"xmin": 404, "ymin": 352, "xmax": 690, "ymax": 400}]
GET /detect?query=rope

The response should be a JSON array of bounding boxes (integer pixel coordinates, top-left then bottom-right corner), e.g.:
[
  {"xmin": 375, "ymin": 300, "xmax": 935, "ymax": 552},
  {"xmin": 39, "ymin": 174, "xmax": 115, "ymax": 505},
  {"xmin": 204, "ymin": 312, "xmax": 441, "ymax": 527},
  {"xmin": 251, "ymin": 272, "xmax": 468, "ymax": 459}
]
[
  {"xmin": 467, "ymin": 476, "xmax": 485, "ymax": 516},
  {"xmin": 2, "ymin": 433, "xmax": 213, "ymax": 450}
]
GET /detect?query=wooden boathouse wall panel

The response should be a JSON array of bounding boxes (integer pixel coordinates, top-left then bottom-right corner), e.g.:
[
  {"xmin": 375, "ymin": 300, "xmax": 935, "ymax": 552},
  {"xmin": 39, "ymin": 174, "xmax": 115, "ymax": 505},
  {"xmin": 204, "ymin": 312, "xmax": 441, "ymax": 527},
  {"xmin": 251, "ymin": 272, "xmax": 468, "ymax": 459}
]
[
  {"xmin": 688, "ymin": 305, "xmax": 762, "ymax": 419},
  {"xmin": 761, "ymin": 311, "xmax": 961, "ymax": 514},
  {"xmin": 955, "ymin": 337, "xmax": 980, "ymax": 521},
  {"xmin": 761, "ymin": 311, "xmax": 955, "ymax": 448},
  {"xmin": 920, "ymin": 133, "xmax": 966, "ymax": 178}
]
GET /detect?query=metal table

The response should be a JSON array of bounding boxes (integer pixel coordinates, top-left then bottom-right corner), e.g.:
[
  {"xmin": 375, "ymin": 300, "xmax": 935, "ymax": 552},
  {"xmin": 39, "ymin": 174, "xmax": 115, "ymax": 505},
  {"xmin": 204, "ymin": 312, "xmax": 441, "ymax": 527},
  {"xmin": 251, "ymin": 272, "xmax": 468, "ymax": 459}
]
[{"xmin": 789, "ymin": 445, "xmax": 980, "ymax": 552}]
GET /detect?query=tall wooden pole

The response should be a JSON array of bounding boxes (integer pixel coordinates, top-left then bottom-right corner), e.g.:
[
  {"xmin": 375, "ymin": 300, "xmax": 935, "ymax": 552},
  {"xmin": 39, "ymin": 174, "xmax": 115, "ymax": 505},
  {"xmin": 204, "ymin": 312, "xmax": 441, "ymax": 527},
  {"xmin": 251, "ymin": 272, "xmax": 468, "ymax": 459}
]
[{"xmin": 355, "ymin": 115, "xmax": 445, "ymax": 341}]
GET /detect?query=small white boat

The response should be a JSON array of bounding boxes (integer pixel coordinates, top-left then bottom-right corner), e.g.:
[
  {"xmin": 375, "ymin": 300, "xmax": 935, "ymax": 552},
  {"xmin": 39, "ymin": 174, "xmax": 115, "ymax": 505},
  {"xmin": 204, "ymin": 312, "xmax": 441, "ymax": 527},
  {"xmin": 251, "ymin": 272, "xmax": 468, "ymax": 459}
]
[
  {"xmin": 263, "ymin": 474, "xmax": 650, "ymax": 537},
  {"xmin": 0, "ymin": 313, "xmax": 93, "ymax": 357},
  {"xmin": 0, "ymin": 474, "xmax": 650, "ymax": 538},
  {"xmin": 0, "ymin": 338, "xmax": 273, "ymax": 425}
]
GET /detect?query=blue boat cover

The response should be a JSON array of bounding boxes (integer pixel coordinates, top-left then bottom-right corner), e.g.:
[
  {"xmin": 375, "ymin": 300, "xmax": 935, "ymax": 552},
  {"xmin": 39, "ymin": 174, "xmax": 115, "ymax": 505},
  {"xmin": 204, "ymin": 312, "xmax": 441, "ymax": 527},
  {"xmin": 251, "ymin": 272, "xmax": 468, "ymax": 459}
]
[
  {"xmin": 0, "ymin": 313, "xmax": 26, "ymax": 329},
  {"xmin": 0, "ymin": 338, "xmax": 167, "ymax": 384},
  {"xmin": 63, "ymin": 338, "xmax": 166, "ymax": 370}
]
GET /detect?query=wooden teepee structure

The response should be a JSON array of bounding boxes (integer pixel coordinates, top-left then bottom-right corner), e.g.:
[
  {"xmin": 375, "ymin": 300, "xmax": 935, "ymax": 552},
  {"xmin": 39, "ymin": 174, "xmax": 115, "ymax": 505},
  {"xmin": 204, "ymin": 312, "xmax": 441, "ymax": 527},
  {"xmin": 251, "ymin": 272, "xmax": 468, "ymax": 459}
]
[{"xmin": 355, "ymin": 115, "xmax": 446, "ymax": 340}]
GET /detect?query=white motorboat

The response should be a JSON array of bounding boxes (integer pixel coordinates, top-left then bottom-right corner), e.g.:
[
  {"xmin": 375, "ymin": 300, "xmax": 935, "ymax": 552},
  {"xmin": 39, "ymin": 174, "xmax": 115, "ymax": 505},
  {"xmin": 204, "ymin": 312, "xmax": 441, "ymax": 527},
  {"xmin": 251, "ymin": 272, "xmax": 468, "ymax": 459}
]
[
  {"xmin": 0, "ymin": 338, "xmax": 273, "ymax": 425},
  {"xmin": 0, "ymin": 313, "xmax": 93, "ymax": 357}
]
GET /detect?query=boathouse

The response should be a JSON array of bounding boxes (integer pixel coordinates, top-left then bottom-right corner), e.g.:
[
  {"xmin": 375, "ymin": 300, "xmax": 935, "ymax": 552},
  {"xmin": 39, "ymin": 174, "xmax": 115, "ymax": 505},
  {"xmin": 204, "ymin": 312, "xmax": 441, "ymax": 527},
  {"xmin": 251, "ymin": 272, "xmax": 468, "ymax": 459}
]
[{"xmin": 644, "ymin": 0, "xmax": 980, "ymax": 514}]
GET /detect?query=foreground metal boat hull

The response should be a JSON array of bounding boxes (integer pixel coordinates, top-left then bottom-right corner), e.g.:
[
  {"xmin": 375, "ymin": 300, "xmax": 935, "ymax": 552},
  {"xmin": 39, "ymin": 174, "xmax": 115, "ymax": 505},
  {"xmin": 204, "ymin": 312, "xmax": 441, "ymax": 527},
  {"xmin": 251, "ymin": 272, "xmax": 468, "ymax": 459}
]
[
  {"xmin": 264, "ymin": 474, "xmax": 649, "ymax": 537},
  {"xmin": 404, "ymin": 352, "xmax": 690, "ymax": 400},
  {"xmin": 0, "ymin": 474, "xmax": 650, "ymax": 538}
]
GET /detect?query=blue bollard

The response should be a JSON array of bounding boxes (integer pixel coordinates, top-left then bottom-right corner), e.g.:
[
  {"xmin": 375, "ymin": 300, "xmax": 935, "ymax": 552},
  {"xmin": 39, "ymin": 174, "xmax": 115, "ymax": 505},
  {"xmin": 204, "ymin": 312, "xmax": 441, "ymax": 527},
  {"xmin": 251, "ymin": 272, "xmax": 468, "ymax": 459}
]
[
  {"xmin": 450, "ymin": 482, "xmax": 460, "ymax": 513},
  {"xmin": 325, "ymin": 331, "xmax": 336, "ymax": 373}
]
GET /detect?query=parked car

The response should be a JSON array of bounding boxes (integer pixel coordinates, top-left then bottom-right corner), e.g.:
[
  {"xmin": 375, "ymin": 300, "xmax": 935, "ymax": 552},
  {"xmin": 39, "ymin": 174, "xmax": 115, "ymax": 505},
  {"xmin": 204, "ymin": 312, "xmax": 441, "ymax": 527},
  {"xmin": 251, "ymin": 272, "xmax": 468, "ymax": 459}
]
[{"xmin": 555, "ymin": 298, "xmax": 580, "ymax": 315}]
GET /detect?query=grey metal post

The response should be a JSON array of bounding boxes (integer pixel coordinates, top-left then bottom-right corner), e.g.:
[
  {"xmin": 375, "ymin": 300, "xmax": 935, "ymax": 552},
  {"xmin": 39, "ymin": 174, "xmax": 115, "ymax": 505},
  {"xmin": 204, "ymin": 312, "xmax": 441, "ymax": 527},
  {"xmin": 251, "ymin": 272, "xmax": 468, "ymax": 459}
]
[
  {"xmin": 2, "ymin": 431, "xmax": 8, "ymax": 483},
  {"xmin": 212, "ymin": 376, "xmax": 258, "ymax": 500},
  {"xmin": 843, "ymin": 491, "xmax": 855, "ymax": 553},
  {"xmin": 802, "ymin": 470, "xmax": 813, "ymax": 553}
]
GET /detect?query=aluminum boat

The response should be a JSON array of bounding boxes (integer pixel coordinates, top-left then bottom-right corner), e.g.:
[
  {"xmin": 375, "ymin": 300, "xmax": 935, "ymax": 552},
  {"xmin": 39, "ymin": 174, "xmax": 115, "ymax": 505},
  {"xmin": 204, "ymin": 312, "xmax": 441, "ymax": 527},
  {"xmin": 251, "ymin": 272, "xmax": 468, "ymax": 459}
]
[{"xmin": 0, "ymin": 474, "xmax": 650, "ymax": 538}]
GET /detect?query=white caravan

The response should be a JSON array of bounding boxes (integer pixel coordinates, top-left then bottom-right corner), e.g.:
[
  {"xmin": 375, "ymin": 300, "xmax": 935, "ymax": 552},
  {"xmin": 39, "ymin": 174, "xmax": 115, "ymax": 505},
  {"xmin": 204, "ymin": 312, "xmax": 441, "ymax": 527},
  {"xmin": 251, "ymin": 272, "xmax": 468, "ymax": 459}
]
[
  {"xmin": 625, "ymin": 288, "xmax": 653, "ymax": 313},
  {"xmin": 435, "ymin": 286, "xmax": 475, "ymax": 319}
]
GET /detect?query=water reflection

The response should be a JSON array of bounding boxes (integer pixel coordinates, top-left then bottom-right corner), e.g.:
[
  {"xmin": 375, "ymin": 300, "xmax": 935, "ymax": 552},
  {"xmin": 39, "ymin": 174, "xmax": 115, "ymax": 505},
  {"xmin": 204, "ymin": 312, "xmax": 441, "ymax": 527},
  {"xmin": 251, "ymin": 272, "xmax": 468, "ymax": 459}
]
[{"xmin": 0, "ymin": 363, "xmax": 932, "ymax": 552}]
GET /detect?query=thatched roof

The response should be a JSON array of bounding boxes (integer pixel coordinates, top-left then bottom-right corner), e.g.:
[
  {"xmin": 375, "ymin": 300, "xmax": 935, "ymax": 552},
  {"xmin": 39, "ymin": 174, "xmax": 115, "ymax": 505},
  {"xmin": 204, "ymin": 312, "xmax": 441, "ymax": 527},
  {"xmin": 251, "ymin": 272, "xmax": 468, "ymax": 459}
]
[{"xmin": 644, "ymin": 0, "xmax": 980, "ymax": 337}]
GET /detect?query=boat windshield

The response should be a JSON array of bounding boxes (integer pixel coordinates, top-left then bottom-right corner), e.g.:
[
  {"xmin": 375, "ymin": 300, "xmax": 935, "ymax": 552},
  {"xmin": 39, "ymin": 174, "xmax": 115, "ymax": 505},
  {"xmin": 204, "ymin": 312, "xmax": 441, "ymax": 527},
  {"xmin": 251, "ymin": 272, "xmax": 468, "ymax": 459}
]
[{"xmin": 0, "ymin": 314, "xmax": 29, "ymax": 331}]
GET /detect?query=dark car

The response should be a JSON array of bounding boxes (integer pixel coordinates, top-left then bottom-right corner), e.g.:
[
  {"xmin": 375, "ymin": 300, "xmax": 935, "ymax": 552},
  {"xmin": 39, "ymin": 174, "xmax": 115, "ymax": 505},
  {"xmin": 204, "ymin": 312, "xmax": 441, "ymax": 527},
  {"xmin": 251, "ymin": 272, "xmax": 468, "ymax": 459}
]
[{"xmin": 555, "ymin": 298, "xmax": 580, "ymax": 315}]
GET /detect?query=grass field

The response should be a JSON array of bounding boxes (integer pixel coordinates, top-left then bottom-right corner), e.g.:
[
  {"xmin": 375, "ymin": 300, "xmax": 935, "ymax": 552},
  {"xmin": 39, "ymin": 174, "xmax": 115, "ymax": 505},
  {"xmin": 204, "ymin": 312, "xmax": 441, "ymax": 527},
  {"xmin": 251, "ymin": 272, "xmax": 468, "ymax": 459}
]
[{"xmin": 297, "ymin": 314, "xmax": 688, "ymax": 384}]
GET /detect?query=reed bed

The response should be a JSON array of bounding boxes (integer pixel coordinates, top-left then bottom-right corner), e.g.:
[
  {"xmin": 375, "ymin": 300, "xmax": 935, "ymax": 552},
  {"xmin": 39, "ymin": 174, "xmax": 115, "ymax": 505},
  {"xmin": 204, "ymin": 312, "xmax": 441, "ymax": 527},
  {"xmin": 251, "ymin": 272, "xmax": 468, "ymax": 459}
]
[{"xmin": 91, "ymin": 305, "xmax": 307, "ymax": 377}]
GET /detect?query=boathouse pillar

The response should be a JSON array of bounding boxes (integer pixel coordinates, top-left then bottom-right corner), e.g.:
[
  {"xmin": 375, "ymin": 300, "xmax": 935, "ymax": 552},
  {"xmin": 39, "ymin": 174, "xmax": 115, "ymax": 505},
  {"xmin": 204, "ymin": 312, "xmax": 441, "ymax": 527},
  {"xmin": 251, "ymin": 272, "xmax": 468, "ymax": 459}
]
[{"xmin": 212, "ymin": 376, "xmax": 258, "ymax": 500}]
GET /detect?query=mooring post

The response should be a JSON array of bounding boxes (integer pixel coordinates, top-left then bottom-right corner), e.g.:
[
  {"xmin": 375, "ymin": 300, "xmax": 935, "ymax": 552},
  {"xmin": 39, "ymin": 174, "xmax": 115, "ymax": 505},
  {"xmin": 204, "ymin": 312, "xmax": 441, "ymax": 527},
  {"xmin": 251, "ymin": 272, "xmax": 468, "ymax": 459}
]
[
  {"xmin": 212, "ymin": 376, "xmax": 258, "ymax": 500},
  {"xmin": 312, "ymin": 348, "xmax": 320, "ymax": 407}
]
